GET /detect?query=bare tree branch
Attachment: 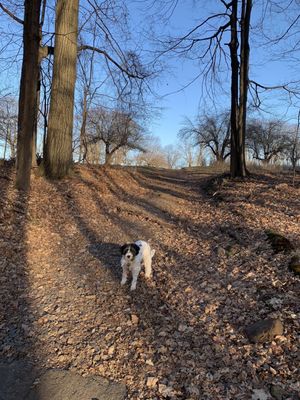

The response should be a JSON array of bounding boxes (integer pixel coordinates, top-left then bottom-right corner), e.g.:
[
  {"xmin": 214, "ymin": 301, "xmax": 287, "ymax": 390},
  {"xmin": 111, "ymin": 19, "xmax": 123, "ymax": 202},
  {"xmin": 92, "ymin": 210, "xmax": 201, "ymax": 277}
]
[{"xmin": 0, "ymin": 2, "xmax": 23, "ymax": 24}]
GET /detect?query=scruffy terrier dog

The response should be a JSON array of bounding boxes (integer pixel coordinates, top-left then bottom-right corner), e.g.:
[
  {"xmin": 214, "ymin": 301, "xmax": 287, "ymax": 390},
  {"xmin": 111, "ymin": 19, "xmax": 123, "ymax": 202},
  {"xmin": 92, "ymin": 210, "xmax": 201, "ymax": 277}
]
[{"xmin": 120, "ymin": 240, "xmax": 155, "ymax": 291}]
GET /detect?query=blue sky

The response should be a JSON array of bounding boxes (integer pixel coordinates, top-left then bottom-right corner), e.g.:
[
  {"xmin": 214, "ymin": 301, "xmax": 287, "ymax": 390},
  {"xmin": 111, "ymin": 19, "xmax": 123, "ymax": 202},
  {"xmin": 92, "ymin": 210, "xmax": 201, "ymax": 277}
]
[
  {"xmin": 0, "ymin": 0, "xmax": 299, "ymax": 149},
  {"xmin": 127, "ymin": 1, "xmax": 300, "ymax": 145}
]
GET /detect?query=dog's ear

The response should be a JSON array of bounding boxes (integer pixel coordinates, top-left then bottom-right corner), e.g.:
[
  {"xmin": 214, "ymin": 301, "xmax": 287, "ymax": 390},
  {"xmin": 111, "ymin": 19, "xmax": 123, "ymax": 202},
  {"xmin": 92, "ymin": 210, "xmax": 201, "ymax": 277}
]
[
  {"xmin": 132, "ymin": 244, "xmax": 140, "ymax": 256},
  {"xmin": 120, "ymin": 244, "xmax": 127, "ymax": 254}
]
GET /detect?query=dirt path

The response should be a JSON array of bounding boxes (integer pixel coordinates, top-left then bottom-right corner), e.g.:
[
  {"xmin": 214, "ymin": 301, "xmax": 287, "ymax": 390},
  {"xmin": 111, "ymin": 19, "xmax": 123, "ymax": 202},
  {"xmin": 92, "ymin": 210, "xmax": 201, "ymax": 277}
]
[{"xmin": 0, "ymin": 164, "xmax": 299, "ymax": 399}]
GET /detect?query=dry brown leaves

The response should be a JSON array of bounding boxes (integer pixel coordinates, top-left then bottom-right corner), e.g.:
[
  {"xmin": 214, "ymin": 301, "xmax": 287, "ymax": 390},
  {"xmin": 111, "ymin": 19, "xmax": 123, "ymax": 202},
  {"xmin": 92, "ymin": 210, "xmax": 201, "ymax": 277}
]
[{"xmin": 0, "ymin": 163, "xmax": 299, "ymax": 399}]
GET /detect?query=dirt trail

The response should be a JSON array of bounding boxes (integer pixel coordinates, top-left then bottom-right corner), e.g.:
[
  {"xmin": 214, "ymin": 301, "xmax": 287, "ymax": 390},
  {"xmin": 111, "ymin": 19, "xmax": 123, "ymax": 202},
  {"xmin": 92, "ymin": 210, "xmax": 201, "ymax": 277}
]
[{"xmin": 0, "ymin": 164, "xmax": 299, "ymax": 399}]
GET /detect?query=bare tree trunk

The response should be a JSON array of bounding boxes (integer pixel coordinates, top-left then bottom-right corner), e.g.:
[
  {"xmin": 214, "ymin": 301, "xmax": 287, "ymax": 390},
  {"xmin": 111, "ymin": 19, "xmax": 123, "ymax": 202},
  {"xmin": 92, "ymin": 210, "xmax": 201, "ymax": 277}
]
[
  {"xmin": 229, "ymin": 0, "xmax": 251, "ymax": 178},
  {"xmin": 16, "ymin": 0, "xmax": 41, "ymax": 190},
  {"xmin": 104, "ymin": 143, "xmax": 114, "ymax": 165},
  {"xmin": 45, "ymin": 0, "xmax": 79, "ymax": 179},
  {"xmin": 229, "ymin": 0, "xmax": 241, "ymax": 178},
  {"xmin": 79, "ymin": 89, "xmax": 88, "ymax": 163},
  {"xmin": 32, "ymin": 75, "xmax": 41, "ymax": 167},
  {"xmin": 3, "ymin": 128, "xmax": 8, "ymax": 159},
  {"xmin": 105, "ymin": 151, "xmax": 113, "ymax": 165},
  {"xmin": 238, "ymin": 0, "xmax": 252, "ymax": 176}
]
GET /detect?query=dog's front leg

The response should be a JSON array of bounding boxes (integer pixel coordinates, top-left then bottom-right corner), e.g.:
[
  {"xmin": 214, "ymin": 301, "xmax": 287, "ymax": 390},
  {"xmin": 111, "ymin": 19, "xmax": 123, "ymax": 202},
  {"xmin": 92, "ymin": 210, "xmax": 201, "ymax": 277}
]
[
  {"xmin": 130, "ymin": 263, "xmax": 141, "ymax": 291},
  {"xmin": 121, "ymin": 260, "xmax": 128, "ymax": 285}
]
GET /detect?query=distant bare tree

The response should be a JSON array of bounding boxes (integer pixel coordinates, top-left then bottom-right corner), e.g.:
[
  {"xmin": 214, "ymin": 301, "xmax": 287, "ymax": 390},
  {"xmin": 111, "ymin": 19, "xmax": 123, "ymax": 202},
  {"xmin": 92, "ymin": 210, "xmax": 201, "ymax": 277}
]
[
  {"xmin": 87, "ymin": 107, "xmax": 146, "ymax": 165},
  {"xmin": 164, "ymin": 144, "xmax": 181, "ymax": 169},
  {"xmin": 178, "ymin": 137, "xmax": 205, "ymax": 168},
  {"xmin": 247, "ymin": 119, "xmax": 288, "ymax": 163},
  {"xmin": 179, "ymin": 111, "xmax": 230, "ymax": 163},
  {"xmin": 284, "ymin": 124, "xmax": 300, "ymax": 171},
  {"xmin": 0, "ymin": 97, "xmax": 18, "ymax": 159},
  {"xmin": 133, "ymin": 136, "xmax": 168, "ymax": 168}
]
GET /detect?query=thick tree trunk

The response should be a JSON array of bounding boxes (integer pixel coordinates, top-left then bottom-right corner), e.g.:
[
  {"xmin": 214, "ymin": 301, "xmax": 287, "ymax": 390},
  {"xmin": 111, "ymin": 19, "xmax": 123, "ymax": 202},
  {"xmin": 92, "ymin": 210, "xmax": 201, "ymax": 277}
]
[
  {"xmin": 45, "ymin": 0, "xmax": 79, "ymax": 179},
  {"xmin": 16, "ymin": 0, "xmax": 41, "ymax": 190}
]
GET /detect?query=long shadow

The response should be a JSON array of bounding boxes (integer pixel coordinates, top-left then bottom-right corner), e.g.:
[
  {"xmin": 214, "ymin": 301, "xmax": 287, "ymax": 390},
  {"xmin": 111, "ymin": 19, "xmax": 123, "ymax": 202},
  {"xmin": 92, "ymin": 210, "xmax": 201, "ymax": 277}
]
[
  {"xmin": 127, "ymin": 169, "xmax": 200, "ymax": 203},
  {"xmin": 98, "ymin": 168, "xmax": 198, "ymax": 234},
  {"xmin": 101, "ymin": 167, "xmax": 300, "ymax": 345},
  {"xmin": 52, "ymin": 169, "xmax": 273, "ymax": 398},
  {"xmin": 205, "ymin": 171, "xmax": 300, "ymax": 219},
  {"xmin": 0, "ymin": 163, "xmax": 39, "ymax": 398},
  {"xmin": 51, "ymin": 179, "xmax": 231, "ymax": 397}
]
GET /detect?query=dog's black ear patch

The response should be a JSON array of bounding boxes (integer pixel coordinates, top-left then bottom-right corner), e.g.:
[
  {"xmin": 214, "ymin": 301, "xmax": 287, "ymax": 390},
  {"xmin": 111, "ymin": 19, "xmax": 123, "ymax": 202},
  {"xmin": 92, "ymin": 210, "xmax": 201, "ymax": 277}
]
[
  {"xmin": 120, "ymin": 244, "xmax": 128, "ymax": 254},
  {"xmin": 132, "ymin": 244, "xmax": 140, "ymax": 256}
]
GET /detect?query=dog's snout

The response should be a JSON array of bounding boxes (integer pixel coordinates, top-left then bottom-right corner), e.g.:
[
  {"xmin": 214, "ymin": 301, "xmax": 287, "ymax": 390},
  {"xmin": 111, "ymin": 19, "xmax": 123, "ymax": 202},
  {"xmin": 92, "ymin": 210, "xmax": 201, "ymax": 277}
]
[{"xmin": 126, "ymin": 254, "xmax": 131, "ymax": 259}]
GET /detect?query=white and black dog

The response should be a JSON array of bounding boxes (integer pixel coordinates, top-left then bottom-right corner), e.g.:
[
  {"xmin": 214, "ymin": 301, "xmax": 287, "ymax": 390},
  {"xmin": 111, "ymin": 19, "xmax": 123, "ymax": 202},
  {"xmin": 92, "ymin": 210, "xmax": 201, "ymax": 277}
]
[{"xmin": 120, "ymin": 240, "xmax": 155, "ymax": 291}]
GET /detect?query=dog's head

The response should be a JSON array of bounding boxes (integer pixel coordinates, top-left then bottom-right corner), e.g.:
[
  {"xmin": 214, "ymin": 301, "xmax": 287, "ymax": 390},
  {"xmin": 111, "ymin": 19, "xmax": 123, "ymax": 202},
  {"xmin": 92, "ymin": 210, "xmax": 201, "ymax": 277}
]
[{"xmin": 120, "ymin": 243, "xmax": 140, "ymax": 262}]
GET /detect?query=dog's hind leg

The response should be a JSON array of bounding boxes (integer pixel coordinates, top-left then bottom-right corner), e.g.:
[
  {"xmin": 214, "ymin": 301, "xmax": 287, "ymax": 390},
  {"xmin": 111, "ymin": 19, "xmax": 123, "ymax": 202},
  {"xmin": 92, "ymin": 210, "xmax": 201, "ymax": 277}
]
[{"xmin": 144, "ymin": 255, "xmax": 152, "ymax": 279}]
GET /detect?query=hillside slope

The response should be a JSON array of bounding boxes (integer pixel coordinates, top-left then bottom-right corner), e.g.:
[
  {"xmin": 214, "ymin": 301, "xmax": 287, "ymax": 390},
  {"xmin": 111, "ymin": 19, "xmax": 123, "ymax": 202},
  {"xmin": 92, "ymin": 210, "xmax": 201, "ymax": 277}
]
[{"xmin": 0, "ymin": 164, "xmax": 299, "ymax": 399}]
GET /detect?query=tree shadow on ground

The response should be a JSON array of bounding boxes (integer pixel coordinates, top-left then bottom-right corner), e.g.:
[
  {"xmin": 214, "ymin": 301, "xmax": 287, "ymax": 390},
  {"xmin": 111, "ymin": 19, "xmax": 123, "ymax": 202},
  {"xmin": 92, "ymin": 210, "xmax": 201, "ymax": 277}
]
[
  {"xmin": 50, "ymin": 168, "xmax": 281, "ymax": 398},
  {"xmin": 52, "ymin": 180, "xmax": 239, "ymax": 398},
  {"xmin": 0, "ymin": 164, "xmax": 40, "ymax": 399}
]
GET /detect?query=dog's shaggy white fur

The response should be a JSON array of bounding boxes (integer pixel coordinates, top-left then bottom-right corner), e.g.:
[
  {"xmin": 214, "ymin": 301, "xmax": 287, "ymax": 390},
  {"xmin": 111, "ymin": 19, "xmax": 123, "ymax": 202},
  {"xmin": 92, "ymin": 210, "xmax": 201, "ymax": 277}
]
[{"xmin": 120, "ymin": 240, "xmax": 155, "ymax": 291}]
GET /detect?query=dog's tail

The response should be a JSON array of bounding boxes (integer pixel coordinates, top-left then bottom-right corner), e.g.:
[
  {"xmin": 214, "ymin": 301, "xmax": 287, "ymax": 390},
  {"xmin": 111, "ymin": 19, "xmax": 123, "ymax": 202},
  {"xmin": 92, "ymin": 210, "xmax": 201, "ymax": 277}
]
[{"xmin": 150, "ymin": 249, "xmax": 155, "ymax": 258}]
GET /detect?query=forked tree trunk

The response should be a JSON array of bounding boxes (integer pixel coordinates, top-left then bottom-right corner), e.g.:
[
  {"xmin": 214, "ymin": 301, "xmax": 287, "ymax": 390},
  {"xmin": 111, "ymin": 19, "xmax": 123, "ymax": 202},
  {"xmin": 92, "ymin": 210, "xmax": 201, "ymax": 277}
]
[
  {"xmin": 45, "ymin": 0, "xmax": 79, "ymax": 178},
  {"xmin": 16, "ymin": 0, "xmax": 41, "ymax": 190}
]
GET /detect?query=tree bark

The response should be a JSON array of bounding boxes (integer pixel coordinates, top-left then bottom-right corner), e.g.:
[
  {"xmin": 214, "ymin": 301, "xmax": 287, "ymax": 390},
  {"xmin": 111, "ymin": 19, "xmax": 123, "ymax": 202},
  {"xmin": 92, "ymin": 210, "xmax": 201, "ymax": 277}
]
[
  {"xmin": 238, "ymin": 0, "xmax": 252, "ymax": 177},
  {"xmin": 79, "ymin": 89, "xmax": 88, "ymax": 163},
  {"xmin": 16, "ymin": 0, "xmax": 41, "ymax": 190},
  {"xmin": 229, "ymin": 0, "xmax": 241, "ymax": 177},
  {"xmin": 105, "ymin": 144, "xmax": 112, "ymax": 165},
  {"xmin": 45, "ymin": 0, "xmax": 79, "ymax": 179},
  {"xmin": 229, "ymin": 0, "xmax": 252, "ymax": 178}
]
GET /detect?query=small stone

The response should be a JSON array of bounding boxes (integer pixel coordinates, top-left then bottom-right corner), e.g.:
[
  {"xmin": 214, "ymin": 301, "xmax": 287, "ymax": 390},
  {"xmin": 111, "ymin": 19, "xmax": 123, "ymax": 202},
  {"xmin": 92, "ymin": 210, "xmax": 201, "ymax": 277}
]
[
  {"xmin": 245, "ymin": 319, "xmax": 283, "ymax": 343},
  {"xmin": 270, "ymin": 384, "xmax": 284, "ymax": 400},
  {"xmin": 146, "ymin": 377, "xmax": 158, "ymax": 388},
  {"xmin": 145, "ymin": 359, "xmax": 154, "ymax": 366},
  {"xmin": 108, "ymin": 345, "xmax": 115, "ymax": 355}
]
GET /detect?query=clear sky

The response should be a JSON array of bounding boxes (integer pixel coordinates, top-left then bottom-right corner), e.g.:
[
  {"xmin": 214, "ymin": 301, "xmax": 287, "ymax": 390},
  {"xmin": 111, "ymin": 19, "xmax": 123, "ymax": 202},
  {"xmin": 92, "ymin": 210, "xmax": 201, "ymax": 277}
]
[
  {"xmin": 127, "ymin": 1, "xmax": 300, "ymax": 146},
  {"xmin": 0, "ymin": 0, "xmax": 299, "ymax": 149}
]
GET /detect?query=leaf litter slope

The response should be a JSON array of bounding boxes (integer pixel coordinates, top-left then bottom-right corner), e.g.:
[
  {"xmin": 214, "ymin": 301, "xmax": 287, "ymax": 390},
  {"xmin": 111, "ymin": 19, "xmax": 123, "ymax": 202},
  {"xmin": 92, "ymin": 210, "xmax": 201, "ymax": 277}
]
[{"xmin": 0, "ymin": 164, "xmax": 299, "ymax": 399}]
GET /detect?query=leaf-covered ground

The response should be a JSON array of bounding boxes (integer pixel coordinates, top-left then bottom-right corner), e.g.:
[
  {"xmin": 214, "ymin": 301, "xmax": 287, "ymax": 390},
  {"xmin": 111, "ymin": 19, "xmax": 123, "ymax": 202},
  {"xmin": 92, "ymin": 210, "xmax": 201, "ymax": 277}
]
[{"xmin": 0, "ymin": 163, "xmax": 299, "ymax": 399}]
